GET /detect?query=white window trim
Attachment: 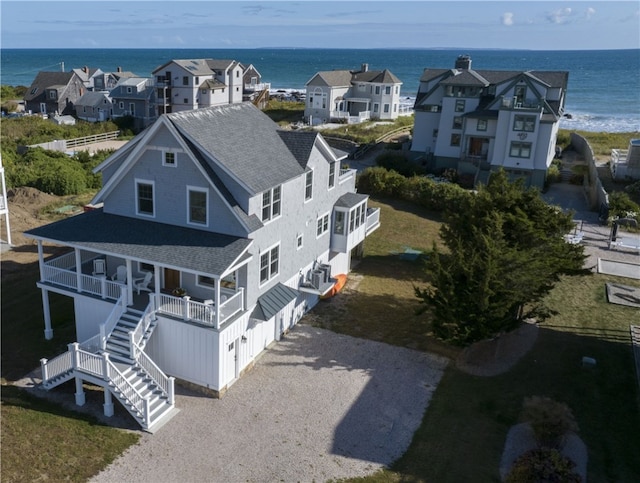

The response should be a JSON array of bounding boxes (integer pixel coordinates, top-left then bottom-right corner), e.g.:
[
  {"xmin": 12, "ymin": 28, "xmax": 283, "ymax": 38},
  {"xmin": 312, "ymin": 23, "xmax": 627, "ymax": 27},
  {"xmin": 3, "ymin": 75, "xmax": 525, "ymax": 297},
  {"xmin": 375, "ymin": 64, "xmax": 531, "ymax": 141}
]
[
  {"xmin": 316, "ymin": 212, "xmax": 330, "ymax": 238},
  {"xmin": 296, "ymin": 233, "xmax": 303, "ymax": 250},
  {"xmin": 186, "ymin": 185, "xmax": 208, "ymax": 226},
  {"xmin": 259, "ymin": 242, "xmax": 280, "ymax": 287},
  {"xmin": 328, "ymin": 162, "xmax": 336, "ymax": 189},
  {"xmin": 196, "ymin": 274, "xmax": 216, "ymax": 289},
  {"xmin": 261, "ymin": 185, "xmax": 282, "ymax": 224},
  {"xmin": 304, "ymin": 170, "xmax": 313, "ymax": 202},
  {"xmin": 135, "ymin": 178, "xmax": 155, "ymax": 218},
  {"xmin": 163, "ymin": 150, "xmax": 177, "ymax": 167}
]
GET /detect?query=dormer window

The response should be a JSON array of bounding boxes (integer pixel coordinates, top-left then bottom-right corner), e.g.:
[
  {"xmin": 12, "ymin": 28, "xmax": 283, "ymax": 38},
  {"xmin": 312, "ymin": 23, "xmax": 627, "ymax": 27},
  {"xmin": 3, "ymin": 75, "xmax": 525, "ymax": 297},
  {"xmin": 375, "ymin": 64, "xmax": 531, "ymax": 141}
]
[{"xmin": 49, "ymin": 91, "xmax": 57, "ymax": 100}]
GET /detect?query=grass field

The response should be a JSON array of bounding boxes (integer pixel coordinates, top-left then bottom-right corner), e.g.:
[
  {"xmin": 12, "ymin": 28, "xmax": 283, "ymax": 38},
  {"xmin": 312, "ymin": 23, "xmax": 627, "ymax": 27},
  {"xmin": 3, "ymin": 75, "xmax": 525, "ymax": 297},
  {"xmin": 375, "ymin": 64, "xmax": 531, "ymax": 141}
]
[{"xmin": 2, "ymin": 195, "xmax": 639, "ymax": 482}]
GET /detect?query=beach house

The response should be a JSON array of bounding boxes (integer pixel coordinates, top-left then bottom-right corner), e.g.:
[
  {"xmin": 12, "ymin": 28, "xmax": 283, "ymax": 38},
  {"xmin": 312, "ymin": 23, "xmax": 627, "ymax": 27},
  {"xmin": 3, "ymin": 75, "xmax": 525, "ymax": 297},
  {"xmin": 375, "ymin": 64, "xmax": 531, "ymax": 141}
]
[
  {"xmin": 304, "ymin": 64, "xmax": 403, "ymax": 125},
  {"xmin": 110, "ymin": 77, "xmax": 158, "ymax": 129},
  {"xmin": 152, "ymin": 59, "xmax": 269, "ymax": 116},
  {"xmin": 411, "ymin": 55, "xmax": 568, "ymax": 188},
  {"xmin": 25, "ymin": 102, "xmax": 380, "ymax": 431},
  {"xmin": 24, "ymin": 71, "xmax": 87, "ymax": 117}
]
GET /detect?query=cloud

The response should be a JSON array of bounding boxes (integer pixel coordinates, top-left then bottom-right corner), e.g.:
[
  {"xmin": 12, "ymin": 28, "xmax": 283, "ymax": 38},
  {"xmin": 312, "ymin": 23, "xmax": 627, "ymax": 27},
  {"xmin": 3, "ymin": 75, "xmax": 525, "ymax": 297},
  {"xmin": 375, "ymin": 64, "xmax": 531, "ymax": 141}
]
[
  {"xmin": 546, "ymin": 7, "xmax": 573, "ymax": 24},
  {"xmin": 585, "ymin": 7, "xmax": 596, "ymax": 20},
  {"xmin": 501, "ymin": 12, "xmax": 514, "ymax": 26}
]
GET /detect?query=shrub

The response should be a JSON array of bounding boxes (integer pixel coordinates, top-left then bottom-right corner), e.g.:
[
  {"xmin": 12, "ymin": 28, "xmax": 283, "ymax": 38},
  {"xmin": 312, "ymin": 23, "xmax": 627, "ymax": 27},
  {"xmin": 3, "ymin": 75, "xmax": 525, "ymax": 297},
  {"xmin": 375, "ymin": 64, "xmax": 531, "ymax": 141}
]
[
  {"xmin": 521, "ymin": 396, "xmax": 578, "ymax": 448},
  {"xmin": 375, "ymin": 151, "xmax": 425, "ymax": 177},
  {"xmin": 626, "ymin": 180, "xmax": 640, "ymax": 196},
  {"xmin": 506, "ymin": 447, "xmax": 581, "ymax": 483},
  {"xmin": 546, "ymin": 164, "xmax": 561, "ymax": 185},
  {"xmin": 357, "ymin": 166, "xmax": 406, "ymax": 197},
  {"xmin": 608, "ymin": 191, "xmax": 640, "ymax": 222}
]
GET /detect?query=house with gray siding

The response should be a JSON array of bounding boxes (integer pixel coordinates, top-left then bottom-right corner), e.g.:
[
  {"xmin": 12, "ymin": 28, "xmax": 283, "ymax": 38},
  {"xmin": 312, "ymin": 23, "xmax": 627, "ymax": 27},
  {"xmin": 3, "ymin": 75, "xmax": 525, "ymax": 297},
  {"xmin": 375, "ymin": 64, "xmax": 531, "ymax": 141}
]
[
  {"xmin": 75, "ymin": 91, "xmax": 113, "ymax": 123},
  {"xmin": 26, "ymin": 102, "xmax": 380, "ymax": 431},
  {"xmin": 411, "ymin": 55, "xmax": 568, "ymax": 188},
  {"xmin": 24, "ymin": 71, "xmax": 87, "ymax": 116},
  {"xmin": 111, "ymin": 77, "xmax": 157, "ymax": 129},
  {"xmin": 305, "ymin": 64, "xmax": 403, "ymax": 125}
]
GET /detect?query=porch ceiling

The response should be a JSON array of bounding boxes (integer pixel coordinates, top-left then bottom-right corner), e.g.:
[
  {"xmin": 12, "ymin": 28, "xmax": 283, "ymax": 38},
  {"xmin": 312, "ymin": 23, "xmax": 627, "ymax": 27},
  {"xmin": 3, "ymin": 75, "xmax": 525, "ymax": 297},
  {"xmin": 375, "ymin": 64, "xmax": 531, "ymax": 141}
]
[{"xmin": 25, "ymin": 208, "xmax": 252, "ymax": 276}]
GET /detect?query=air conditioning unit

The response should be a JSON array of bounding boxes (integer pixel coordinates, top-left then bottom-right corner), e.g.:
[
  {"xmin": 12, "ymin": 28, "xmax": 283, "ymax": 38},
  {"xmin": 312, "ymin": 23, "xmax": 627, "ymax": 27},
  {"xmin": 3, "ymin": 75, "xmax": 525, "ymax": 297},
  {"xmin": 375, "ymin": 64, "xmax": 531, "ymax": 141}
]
[
  {"xmin": 318, "ymin": 264, "xmax": 332, "ymax": 283},
  {"xmin": 311, "ymin": 270, "xmax": 324, "ymax": 289}
]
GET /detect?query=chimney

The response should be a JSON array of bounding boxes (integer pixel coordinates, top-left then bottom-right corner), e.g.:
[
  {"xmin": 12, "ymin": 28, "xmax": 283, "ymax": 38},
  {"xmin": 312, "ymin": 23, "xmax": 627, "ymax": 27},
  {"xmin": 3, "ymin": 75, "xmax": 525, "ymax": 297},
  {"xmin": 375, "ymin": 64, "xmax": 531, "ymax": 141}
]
[
  {"xmin": 83, "ymin": 66, "xmax": 88, "ymax": 73},
  {"xmin": 117, "ymin": 66, "xmax": 122, "ymax": 73},
  {"xmin": 455, "ymin": 55, "xmax": 471, "ymax": 70},
  {"xmin": 361, "ymin": 63, "xmax": 369, "ymax": 72}
]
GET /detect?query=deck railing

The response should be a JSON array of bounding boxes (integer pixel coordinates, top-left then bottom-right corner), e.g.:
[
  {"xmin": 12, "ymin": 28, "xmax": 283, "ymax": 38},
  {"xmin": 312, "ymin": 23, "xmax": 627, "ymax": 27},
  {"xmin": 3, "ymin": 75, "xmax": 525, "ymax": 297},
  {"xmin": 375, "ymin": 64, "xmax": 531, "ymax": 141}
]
[
  {"xmin": 157, "ymin": 289, "xmax": 244, "ymax": 329},
  {"xmin": 40, "ymin": 350, "xmax": 73, "ymax": 384},
  {"xmin": 130, "ymin": 299, "xmax": 156, "ymax": 353},
  {"xmin": 41, "ymin": 256, "xmax": 123, "ymax": 301},
  {"xmin": 100, "ymin": 291, "xmax": 128, "ymax": 350},
  {"xmin": 133, "ymin": 346, "xmax": 175, "ymax": 405}
]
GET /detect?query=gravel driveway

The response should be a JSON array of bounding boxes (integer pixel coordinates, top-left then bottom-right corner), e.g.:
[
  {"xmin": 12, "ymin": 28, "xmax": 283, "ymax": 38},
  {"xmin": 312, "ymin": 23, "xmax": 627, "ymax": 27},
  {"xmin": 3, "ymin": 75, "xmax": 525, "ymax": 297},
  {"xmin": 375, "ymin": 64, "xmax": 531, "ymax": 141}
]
[{"xmin": 91, "ymin": 325, "xmax": 448, "ymax": 483}]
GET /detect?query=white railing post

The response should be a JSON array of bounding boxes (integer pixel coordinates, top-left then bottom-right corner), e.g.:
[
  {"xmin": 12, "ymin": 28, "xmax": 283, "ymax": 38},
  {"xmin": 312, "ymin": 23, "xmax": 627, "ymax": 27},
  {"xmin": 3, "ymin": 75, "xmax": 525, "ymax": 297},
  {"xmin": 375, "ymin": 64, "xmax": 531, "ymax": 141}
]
[
  {"xmin": 144, "ymin": 398, "xmax": 150, "ymax": 427},
  {"xmin": 100, "ymin": 324, "xmax": 107, "ymax": 350},
  {"xmin": 70, "ymin": 342, "xmax": 80, "ymax": 369},
  {"xmin": 102, "ymin": 352, "xmax": 110, "ymax": 381},
  {"xmin": 168, "ymin": 377, "xmax": 175, "ymax": 405},
  {"xmin": 149, "ymin": 293, "xmax": 158, "ymax": 321},
  {"xmin": 129, "ymin": 331, "xmax": 136, "ymax": 360},
  {"xmin": 100, "ymin": 276, "xmax": 107, "ymax": 299},
  {"xmin": 182, "ymin": 296, "xmax": 190, "ymax": 321},
  {"xmin": 40, "ymin": 358, "xmax": 49, "ymax": 382}
]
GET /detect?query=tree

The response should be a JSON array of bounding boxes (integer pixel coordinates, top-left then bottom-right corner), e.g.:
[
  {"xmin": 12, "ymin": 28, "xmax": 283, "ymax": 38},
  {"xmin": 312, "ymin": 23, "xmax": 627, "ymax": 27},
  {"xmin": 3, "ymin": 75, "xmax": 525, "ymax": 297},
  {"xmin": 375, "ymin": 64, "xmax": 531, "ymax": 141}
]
[{"xmin": 416, "ymin": 169, "xmax": 586, "ymax": 346}]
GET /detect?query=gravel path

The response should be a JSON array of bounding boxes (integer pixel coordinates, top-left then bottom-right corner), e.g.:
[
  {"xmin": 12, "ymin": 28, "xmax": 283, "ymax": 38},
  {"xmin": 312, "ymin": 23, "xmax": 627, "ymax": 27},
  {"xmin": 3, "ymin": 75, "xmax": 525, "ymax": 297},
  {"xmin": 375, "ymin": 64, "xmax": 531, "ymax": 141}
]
[{"xmin": 91, "ymin": 325, "xmax": 448, "ymax": 483}]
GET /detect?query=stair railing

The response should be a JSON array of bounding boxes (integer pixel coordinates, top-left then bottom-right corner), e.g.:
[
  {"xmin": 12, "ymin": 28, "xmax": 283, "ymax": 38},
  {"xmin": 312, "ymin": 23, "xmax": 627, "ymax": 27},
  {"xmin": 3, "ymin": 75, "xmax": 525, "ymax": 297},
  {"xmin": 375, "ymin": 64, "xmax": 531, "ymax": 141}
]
[
  {"xmin": 99, "ymin": 287, "xmax": 128, "ymax": 350},
  {"xmin": 40, "ymin": 350, "xmax": 73, "ymax": 386},
  {"xmin": 131, "ymin": 342, "xmax": 175, "ymax": 406},
  {"xmin": 102, "ymin": 352, "xmax": 151, "ymax": 428},
  {"xmin": 129, "ymin": 297, "xmax": 157, "ymax": 354}
]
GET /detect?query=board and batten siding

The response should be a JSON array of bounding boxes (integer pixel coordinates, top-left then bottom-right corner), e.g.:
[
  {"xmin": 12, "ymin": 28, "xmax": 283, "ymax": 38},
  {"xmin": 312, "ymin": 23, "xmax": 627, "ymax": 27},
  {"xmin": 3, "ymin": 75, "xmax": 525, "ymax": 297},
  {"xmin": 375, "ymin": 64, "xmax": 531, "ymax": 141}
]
[{"xmin": 74, "ymin": 296, "xmax": 117, "ymax": 343}]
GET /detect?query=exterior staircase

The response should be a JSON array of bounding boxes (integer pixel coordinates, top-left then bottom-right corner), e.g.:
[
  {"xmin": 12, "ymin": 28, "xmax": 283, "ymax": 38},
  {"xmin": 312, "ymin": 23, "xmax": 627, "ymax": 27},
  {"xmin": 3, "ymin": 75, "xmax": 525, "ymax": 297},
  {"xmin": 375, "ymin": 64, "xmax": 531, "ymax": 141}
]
[{"xmin": 40, "ymin": 301, "xmax": 175, "ymax": 432}]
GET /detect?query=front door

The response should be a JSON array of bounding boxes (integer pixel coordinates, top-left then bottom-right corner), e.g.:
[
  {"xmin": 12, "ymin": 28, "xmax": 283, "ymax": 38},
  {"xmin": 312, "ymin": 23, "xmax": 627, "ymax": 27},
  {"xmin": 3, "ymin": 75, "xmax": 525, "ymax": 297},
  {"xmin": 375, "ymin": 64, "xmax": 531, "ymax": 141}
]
[
  {"xmin": 225, "ymin": 339, "xmax": 239, "ymax": 384},
  {"xmin": 163, "ymin": 268, "xmax": 180, "ymax": 292}
]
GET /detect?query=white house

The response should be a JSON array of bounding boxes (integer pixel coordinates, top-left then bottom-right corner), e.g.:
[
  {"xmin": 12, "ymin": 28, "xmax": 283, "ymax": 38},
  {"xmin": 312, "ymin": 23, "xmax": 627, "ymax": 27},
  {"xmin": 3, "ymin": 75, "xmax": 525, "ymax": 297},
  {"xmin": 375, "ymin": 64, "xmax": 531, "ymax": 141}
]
[
  {"xmin": 153, "ymin": 59, "xmax": 268, "ymax": 116},
  {"xmin": 610, "ymin": 139, "xmax": 640, "ymax": 181},
  {"xmin": 305, "ymin": 64, "xmax": 403, "ymax": 125},
  {"xmin": 26, "ymin": 103, "xmax": 380, "ymax": 431},
  {"xmin": 411, "ymin": 55, "xmax": 569, "ymax": 188}
]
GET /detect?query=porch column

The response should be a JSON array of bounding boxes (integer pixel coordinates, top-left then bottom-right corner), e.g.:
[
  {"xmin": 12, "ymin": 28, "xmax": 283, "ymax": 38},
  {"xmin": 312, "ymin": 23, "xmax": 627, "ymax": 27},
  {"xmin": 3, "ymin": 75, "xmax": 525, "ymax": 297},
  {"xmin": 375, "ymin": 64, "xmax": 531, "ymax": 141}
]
[
  {"xmin": 125, "ymin": 259, "xmax": 133, "ymax": 305},
  {"xmin": 41, "ymin": 289, "xmax": 53, "ymax": 340},
  {"xmin": 214, "ymin": 278, "xmax": 221, "ymax": 328},
  {"xmin": 74, "ymin": 377, "xmax": 86, "ymax": 406},
  {"xmin": 37, "ymin": 240, "xmax": 45, "ymax": 279},
  {"xmin": 75, "ymin": 248, "xmax": 82, "ymax": 293},
  {"xmin": 103, "ymin": 388, "xmax": 114, "ymax": 417},
  {"xmin": 153, "ymin": 265, "xmax": 161, "ymax": 314}
]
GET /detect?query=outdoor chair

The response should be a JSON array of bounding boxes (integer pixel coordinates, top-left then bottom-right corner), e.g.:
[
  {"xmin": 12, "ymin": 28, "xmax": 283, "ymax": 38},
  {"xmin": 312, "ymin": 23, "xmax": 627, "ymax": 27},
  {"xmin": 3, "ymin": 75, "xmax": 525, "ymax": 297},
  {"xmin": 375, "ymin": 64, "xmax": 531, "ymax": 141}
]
[
  {"xmin": 133, "ymin": 272, "xmax": 153, "ymax": 294},
  {"xmin": 92, "ymin": 259, "xmax": 107, "ymax": 276},
  {"xmin": 111, "ymin": 265, "xmax": 127, "ymax": 283}
]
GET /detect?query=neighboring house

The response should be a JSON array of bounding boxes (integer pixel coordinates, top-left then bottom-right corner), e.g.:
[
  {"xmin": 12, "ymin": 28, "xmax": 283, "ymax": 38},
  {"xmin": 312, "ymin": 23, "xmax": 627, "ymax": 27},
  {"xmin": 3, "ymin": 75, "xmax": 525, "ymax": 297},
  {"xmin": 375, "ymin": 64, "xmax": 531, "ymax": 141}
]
[
  {"xmin": 75, "ymin": 91, "xmax": 113, "ymax": 123},
  {"xmin": 24, "ymin": 71, "xmax": 86, "ymax": 116},
  {"xmin": 25, "ymin": 102, "xmax": 380, "ymax": 431},
  {"xmin": 152, "ymin": 59, "xmax": 249, "ymax": 115},
  {"xmin": 410, "ymin": 55, "xmax": 569, "ymax": 188},
  {"xmin": 111, "ymin": 77, "xmax": 157, "ymax": 129},
  {"xmin": 610, "ymin": 139, "xmax": 640, "ymax": 181},
  {"xmin": 72, "ymin": 66, "xmax": 104, "ymax": 91},
  {"xmin": 304, "ymin": 63, "xmax": 403, "ymax": 125}
]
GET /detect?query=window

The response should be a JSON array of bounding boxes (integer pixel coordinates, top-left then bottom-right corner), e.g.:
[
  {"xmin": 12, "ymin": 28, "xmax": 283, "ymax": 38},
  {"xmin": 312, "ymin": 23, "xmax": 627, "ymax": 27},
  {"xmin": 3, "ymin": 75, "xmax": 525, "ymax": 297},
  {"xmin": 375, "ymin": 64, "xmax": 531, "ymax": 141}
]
[
  {"xmin": 395, "ymin": 86, "xmax": 399, "ymax": 94},
  {"xmin": 197, "ymin": 275, "xmax": 215, "ymax": 288},
  {"xmin": 129, "ymin": 103, "xmax": 135, "ymax": 116},
  {"xmin": 477, "ymin": 119, "xmax": 488, "ymax": 131},
  {"xmin": 188, "ymin": 188, "xmax": 207, "ymax": 225},
  {"xmin": 127, "ymin": 87, "xmax": 132, "ymax": 94},
  {"xmin": 296, "ymin": 234, "xmax": 303, "ymax": 250},
  {"xmin": 49, "ymin": 90, "xmax": 57, "ymax": 100},
  {"xmin": 118, "ymin": 101, "xmax": 124, "ymax": 109},
  {"xmin": 316, "ymin": 213, "xmax": 329, "ymax": 237},
  {"xmin": 513, "ymin": 115, "xmax": 535, "ymax": 132},
  {"xmin": 453, "ymin": 117, "xmax": 463, "ymax": 129},
  {"xmin": 259, "ymin": 245, "xmax": 279, "ymax": 284},
  {"xmin": 30, "ymin": 87, "xmax": 38, "ymax": 95},
  {"xmin": 163, "ymin": 151, "xmax": 176, "ymax": 166},
  {"xmin": 261, "ymin": 186, "xmax": 281, "ymax": 222},
  {"xmin": 455, "ymin": 99, "xmax": 465, "ymax": 112},
  {"xmin": 451, "ymin": 134, "xmax": 461, "ymax": 146},
  {"xmin": 383, "ymin": 104, "xmax": 390, "ymax": 113},
  {"xmin": 136, "ymin": 180, "xmax": 154, "ymax": 216},
  {"xmin": 195, "ymin": 76, "xmax": 199, "ymax": 85},
  {"xmin": 182, "ymin": 76, "xmax": 188, "ymax": 86},
  {"xmin": 385, "ymin": 86, "xmax": 391, "ymax": 95},
  {"xmin": 510, "ymin": 142, "xmax": 532, "ymax": 158},
  {"xmin": 334, "ymin": 211, "xmax": 345, "ymax": 235},
  {"xmin": 373, "ymin": 103, "xmax": 379, "ymax": 113},
  {"xmin": 305, "ymin": 171, "xmax": 313, "ymax": 201},
  {"xmin": 375, "ymin": 86, "xmax": 380, "ymax": 95},
  {"xmin": 328, "ymin": 162, "xmax": 336, "ymax": 188}
]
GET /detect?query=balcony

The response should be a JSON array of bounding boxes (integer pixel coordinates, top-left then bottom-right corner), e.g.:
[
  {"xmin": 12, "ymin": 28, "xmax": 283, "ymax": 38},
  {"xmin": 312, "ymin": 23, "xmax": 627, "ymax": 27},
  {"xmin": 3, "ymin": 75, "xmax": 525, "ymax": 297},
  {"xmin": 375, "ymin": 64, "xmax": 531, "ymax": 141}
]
[{"xmin": 365, "ymin": 207, "xmax": 381, "ymax": 235}]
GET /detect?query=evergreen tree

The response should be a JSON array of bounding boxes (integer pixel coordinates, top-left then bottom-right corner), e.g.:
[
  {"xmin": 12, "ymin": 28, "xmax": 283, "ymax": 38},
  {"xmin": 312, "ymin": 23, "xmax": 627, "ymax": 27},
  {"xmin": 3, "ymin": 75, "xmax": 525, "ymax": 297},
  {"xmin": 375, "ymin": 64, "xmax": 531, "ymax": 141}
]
[{"xmin": 416, "ymin": 169, "xmax": 587, "ymax": 346}]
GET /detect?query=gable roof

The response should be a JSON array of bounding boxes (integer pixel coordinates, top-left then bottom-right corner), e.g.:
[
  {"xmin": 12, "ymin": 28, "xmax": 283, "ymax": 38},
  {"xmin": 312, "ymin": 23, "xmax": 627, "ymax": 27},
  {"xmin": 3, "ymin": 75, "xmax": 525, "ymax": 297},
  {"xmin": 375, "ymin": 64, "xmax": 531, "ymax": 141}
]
[
  {"xmin": 25, "ymin": 208, "xmax": 252, "ymax": 276},
  {"xmin": 24, "ymin": 71, "xmax": 77, "ymax": 101},
  {"xmin": 352, "ymin": 69, "xmax": 402, "ymax": 85},
  {"xmin": 335, "ymin": 192, "xmax": 369, "ymax": 209},
  {"xmin": 167, "ymin": 103, "xmax": 305, "ymax": 194},
  {"xmin": 76, "ymin": 91, "xmax": 111, "ymax": 107},
  {"xmin": 277, "ymin": 131, "xmax": 320, "ymax": 168}
]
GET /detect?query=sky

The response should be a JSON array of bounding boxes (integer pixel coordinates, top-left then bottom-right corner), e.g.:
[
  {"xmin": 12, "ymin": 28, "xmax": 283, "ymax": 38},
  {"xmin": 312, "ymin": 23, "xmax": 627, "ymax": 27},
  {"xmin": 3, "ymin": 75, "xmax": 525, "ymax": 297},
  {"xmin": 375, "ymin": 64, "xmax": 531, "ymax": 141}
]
[{"xmin": 1, "ymin": 0, "xmax": 638, "ymax": 50}]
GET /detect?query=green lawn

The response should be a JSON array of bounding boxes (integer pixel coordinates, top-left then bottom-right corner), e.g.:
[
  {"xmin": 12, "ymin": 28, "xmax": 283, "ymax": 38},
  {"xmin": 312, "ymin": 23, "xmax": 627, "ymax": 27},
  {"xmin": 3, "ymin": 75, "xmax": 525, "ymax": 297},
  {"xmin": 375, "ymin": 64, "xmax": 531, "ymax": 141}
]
[{"xmin": 313, "ymin": 196, "xmax": 640, "ymax": 482}]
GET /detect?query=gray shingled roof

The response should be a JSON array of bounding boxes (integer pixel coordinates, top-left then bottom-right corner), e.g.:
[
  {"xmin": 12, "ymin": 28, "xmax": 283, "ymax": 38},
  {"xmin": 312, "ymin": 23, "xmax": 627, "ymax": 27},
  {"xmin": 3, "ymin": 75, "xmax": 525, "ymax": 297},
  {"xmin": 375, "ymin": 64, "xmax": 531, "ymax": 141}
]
[
  {"xmin": 24, "ymin": 72, "xmax": 76, "ymax": 101},
  {"xmin": 251, "ymin": 283, "xmax": 299, "ymax": 321},
  {"xmin": 173, "ymin": 59, "xmax": 215, "ymax": 76},
  {"xmin": 77, "ymin": 91, "xmax": 111, "ymax": 107},
  {"xmin": 335, "ymin": 192, "xmax": 368, "ymax": 209},
  {"xmin": 312, "ymin": 70, "xmax": 354, "ymax": 87},
  {"xmin": 277, "ymin": 131, "xmax": 320, "ymax": 168},
  {"xmin": 352, "ymin": 69, "xmax": 402, "ymax": 84},
  {"xmin": 25, "ymin": 209, "xmax": 252, "ymax": 276},
  {"xmin": 166, "ymin": 103, "xmax": 305, "ymax": 194}
]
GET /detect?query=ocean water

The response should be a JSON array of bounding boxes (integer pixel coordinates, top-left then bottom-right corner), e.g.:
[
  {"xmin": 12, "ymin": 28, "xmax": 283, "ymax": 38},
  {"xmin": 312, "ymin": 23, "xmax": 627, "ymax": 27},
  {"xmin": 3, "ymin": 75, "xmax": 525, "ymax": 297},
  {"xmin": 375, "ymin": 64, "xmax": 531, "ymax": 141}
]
[{"xmin": 1, "ymin": 48, "xmax": 639, "ymax": 133}]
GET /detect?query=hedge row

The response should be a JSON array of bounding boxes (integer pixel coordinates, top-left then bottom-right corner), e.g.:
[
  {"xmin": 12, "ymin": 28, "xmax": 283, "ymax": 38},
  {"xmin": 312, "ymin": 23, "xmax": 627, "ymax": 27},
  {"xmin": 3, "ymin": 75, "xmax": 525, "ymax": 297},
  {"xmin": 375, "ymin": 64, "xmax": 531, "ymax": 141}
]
[{"xmin": 357, "ymin": 166, "xmax": 470, "ymax": 212}]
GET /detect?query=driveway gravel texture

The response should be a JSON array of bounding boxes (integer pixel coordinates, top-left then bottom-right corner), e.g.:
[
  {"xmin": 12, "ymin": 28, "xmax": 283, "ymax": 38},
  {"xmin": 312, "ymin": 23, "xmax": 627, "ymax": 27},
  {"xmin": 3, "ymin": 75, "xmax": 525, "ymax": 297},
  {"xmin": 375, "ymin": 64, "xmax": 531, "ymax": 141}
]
[{"xmin": 91, "ymin": 325, "xmax": 448, "ymax": 483}]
